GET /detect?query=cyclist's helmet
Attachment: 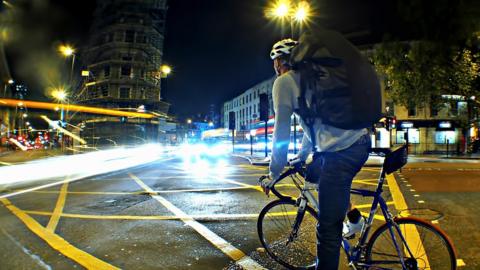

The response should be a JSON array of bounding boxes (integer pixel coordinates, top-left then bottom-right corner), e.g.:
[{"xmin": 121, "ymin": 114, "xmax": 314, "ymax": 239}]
[{"xmin": 270, "ymin": 38, "xmax": 298, "ymax": 60}]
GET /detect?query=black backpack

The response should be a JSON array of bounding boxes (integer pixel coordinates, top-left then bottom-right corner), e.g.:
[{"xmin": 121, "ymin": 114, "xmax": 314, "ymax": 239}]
[{"xmin": 290, "ymin": 27, "xmax": 382, "ymax": 133}]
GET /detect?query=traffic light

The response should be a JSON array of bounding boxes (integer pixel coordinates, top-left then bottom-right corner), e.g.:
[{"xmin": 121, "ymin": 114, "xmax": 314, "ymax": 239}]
[
  {"xmin": 259, "ymin": 93, "xmax": 269, "ymax": 122},
  {"xmin": 385, "ymin": 116, "xmax": 397, "ymax": 131},
  {"xmin": 228, "ymin": 111, "xmax": 235, "ymax": 130}
]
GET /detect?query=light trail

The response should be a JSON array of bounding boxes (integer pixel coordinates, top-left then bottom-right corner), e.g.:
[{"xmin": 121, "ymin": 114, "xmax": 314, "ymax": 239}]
[
  {"xmin": 40, "ymin": 115, "xmax": 86, "ymax": 145},
  {"xmin": 0, "ymin": 144, "xmax": 168, "ymax": 196},
  {"xmin": 0, "ymin": 98, "xmax": 156, "ymax": 118}
]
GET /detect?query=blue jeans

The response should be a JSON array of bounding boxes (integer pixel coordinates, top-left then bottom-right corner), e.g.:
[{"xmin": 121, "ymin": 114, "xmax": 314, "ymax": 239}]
[{"xmin": 308, "ymin": 134, "xmax": 370, "ymax": 269}]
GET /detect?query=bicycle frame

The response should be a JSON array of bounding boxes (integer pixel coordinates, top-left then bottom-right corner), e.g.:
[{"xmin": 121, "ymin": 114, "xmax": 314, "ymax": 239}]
[{"xmin": 269, "ymin": 162, "xmax": 415, "ymax": 269}]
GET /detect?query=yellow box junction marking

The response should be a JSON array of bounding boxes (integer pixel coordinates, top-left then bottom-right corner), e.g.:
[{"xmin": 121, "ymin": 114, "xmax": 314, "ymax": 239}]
[
  {"xmin": 46, "ymin": 182, "xmax": 69, "ymax": 232},
  {"xmin": 0, "ymin": 198, "xmax": 120, "ymax": 270},
  {"xmin": 386, "ymin": 173, "xmax": 430, "ymax": 268},
  {"xmin": 128, "ymin": 173, "xmax": 266, "ymax": 270}
]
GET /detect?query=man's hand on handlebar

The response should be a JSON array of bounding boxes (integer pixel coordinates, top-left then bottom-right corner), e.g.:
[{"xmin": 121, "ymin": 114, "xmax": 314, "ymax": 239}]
[
  {"xmin": 288, "ymin": 157, "xmax": 305, "ymax": 171},
  {"xmin": 258, "ymin": 175, "xmax": 274, "ymax": 197}
]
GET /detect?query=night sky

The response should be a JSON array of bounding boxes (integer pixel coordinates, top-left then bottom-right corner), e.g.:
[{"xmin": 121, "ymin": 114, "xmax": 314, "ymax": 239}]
[{"xmin": 5, "ymin": 0, "xmax": 418, "ymax": 117}]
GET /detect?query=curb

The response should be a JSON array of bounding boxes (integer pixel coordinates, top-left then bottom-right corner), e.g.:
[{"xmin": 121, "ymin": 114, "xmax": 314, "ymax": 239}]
[{"xmin": 231, "ymin": 154, "xmax": 269, "ymax": 166}]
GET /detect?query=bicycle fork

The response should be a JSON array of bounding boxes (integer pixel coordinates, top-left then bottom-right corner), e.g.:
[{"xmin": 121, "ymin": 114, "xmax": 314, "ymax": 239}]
[{"xmin": 286, "ymin": 197, "xmax": 308, "ymax": 246}]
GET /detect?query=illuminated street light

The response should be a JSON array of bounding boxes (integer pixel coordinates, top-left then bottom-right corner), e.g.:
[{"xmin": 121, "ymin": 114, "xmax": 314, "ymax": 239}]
[
  {"xmin": 208, "ymin": 121, "xmax": 214, "ymax": 127},
  {"xmin": 294, "ymin": 2, "xmax": 310, "ymax": 22},
  {"xmin": 51, "ymin": 88, "xmax": 67, "ymax": 101},
  {"xmin": 187, "ymin": 119, "xmax": 192, "ymax": 124},
  {"xmin": 161, "ymin": 65, "xmax": 172, "ymax": 77},
  {"xmin": 274, "ymin": 1, "xmax": 290, "ymax": 18},
  {"xmin": 59, "ymin": 45, "xmax": 75, "ymax": 57},
  {"xmin": 8, "ymin": 79, "xmax": 14, "ymax": 84},
  {"xmin": 22, "ymin": 113, "xmax": 27, "ymax": 118}
]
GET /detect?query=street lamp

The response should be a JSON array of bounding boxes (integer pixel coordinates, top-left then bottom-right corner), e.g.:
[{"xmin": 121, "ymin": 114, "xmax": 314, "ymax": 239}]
[
  {"xmin": 3, "ymin": 79, "xmax": 14, "ymax": 97},
  {"xmin": 159, "ymin": 64, "xmax": 172, "ymax": 100},
  {"xmin": 293, "ymin": 2, "xmax": 310, "ymax": 22},
  {"xmin": 160, "ymin": 65, "xmax": 172, "ymax": 78},
  {"xmin": 273, "ymin": 1, "xmax": 290, "ymax": 18},
  {"xmin": 51, "ymin": 88, "xmax": 67, "ymax": 102},
  {"xmin": 250, "ymin": 129, "xmax": 256, "ymax": 156},
  {"xmin": 59, "ymin": 44, "xmax": 76, "ymax": 85},
  {"xmin": 267, "ymin": 0, "xmax": 312, "ymax": 38}
]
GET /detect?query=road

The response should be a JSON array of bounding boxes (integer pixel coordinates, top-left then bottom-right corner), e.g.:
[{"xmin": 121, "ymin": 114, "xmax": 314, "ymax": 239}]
[{"xmin": 0, "ymin": 152, "xmax": 477, "ymax": 269}]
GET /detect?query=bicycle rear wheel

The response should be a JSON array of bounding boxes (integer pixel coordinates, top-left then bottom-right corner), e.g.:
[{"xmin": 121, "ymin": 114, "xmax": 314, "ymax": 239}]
[
  {"xmin": 365, "ymin": 217, "xmax": 456, "ymax": 270},
  {"xmin": 257, "ymin": 199, "xmax": 318, "ymax": 270}
]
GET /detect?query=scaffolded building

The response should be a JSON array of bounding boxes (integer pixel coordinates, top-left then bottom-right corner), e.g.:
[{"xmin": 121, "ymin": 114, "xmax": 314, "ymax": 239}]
[{"xmin": 78, "ymin": 0, "xmax": 170, "ymax": 145}]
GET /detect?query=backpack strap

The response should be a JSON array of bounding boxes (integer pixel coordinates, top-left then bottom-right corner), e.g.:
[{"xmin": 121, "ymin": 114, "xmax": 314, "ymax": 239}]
[{"xmin": 295, "ymin": 67, "xmax": 317, "ymax": 153}]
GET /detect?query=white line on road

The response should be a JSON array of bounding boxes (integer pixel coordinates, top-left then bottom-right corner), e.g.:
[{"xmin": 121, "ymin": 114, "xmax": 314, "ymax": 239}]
[
  {"xmin": 0, "ymin": 228, "xmax": 52, "ymax": 270},
  {"xmin": 129, "ymin": 173, "xmax": 266, "ymax": 270}
]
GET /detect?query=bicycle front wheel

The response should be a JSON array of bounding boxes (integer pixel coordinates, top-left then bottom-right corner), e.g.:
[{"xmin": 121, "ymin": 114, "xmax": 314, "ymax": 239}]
[
  {"xmin": 365, "ymin": 217, "xmax": 456, "ymax": 270},
  {"xmin": 257, "ymin": 199, "xmax": 318, "ymax": 270}
]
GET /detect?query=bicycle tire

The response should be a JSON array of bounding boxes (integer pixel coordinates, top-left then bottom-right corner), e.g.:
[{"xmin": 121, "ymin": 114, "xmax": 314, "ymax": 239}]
[
  {"xmin": 365, "ymin": 217, "xmax": 456, "ymax": 270},
  {"xmin": 257, "ymin": 199, "xmax": 318, "ymax": 270}
]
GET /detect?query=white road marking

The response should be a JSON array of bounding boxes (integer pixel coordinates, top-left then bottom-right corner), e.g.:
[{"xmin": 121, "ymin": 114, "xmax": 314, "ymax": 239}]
[
  {"xmin": 129, "ymin": 173, "xmax": 266, "ymax": 270},
  {"xmin": 0, "ymin": 228, "xmax": 52, "ymax": 270}
]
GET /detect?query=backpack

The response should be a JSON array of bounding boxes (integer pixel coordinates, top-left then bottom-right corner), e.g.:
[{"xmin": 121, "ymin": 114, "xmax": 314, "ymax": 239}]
[{"xmin": 290, "ymin": 27, "xmax": 382, "ymax": 132}]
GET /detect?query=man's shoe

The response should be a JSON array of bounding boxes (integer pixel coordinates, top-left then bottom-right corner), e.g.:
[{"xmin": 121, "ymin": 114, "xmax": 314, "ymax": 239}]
[{"xmin": 342, "ymin": 216, "xmax": 365, "ymax": 238}]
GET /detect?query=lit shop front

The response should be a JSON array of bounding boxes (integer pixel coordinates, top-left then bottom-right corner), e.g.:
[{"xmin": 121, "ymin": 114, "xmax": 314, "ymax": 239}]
[{"xmin": 393, "ymin": 120, "xmax": 462, "ymax": 154}]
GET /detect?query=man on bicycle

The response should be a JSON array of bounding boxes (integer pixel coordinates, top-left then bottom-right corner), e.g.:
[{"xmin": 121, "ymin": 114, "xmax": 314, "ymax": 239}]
[{"xmin": 265, "ymin": 38, "xmax": 371, "ymax": 270}]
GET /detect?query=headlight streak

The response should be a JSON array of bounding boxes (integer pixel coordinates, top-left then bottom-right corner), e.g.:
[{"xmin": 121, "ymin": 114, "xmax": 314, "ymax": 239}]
[{"xmin": 0, "ymin": 144, "xmax": 166, "ymax": 189}]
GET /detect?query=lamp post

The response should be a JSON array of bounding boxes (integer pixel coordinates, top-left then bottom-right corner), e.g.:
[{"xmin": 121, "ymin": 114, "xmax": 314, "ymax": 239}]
[
  {"xmin": 3, "ymin": 79, "xmax": 13, "ymax": 97},
  {"xmin": 59, "ymin": 45, "xmax": 76, "ymax": 84},
  {"xmin": 160, "ymin": 64, "xmax": 172, "ymax": 100},
  {"xmin": 250, "ymin": 129, "xmax": 256, "ymax": 156}
]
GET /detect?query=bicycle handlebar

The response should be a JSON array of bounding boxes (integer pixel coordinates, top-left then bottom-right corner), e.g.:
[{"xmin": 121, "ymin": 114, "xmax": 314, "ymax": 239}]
[{"xmin": 259, "ymin": 163, "xmax": 305, "ymax": 200}]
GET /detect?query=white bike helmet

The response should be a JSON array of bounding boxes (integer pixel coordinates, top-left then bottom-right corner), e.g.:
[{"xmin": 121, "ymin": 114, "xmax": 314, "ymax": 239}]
[{"xmin": 270, "ymin": 39, "xmax": 298, "ymax": 60}]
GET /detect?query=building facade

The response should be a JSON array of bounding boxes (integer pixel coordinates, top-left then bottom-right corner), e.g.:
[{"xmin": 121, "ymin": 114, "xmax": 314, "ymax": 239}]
[
  {"xmin": 387, "ymin": 96, "xmax": 479, "ymax": 154},
  {"xmin": 223, "ymin": 77, "xmax": 275, "ymax": 131},
  {"xmin": 77, "ymin": 0, "xmax": 170, "ymax": 145},
  {"xmin": 80, "ymin": 0, "xmax": 169, "ymax": 112}
]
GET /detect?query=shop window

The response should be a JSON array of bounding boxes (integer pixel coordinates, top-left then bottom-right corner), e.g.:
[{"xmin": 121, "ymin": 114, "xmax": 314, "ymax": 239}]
[
  {"xmin": 435, "ymin": 131, "xmax": 456, "ymax": 144},
  {"xmin": 119, "ymin": 87, "xmax": 130, "ymax": 99},
  {"xmin": 396, "ymin": 129, "xmax": 420, "ymax": 144}
]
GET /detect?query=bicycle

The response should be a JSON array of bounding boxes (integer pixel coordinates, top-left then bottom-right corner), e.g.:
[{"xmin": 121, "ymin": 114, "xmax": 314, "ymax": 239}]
[{"xmin": 257, "ymin": 145, "xmax": 457, "ymax": 269}]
